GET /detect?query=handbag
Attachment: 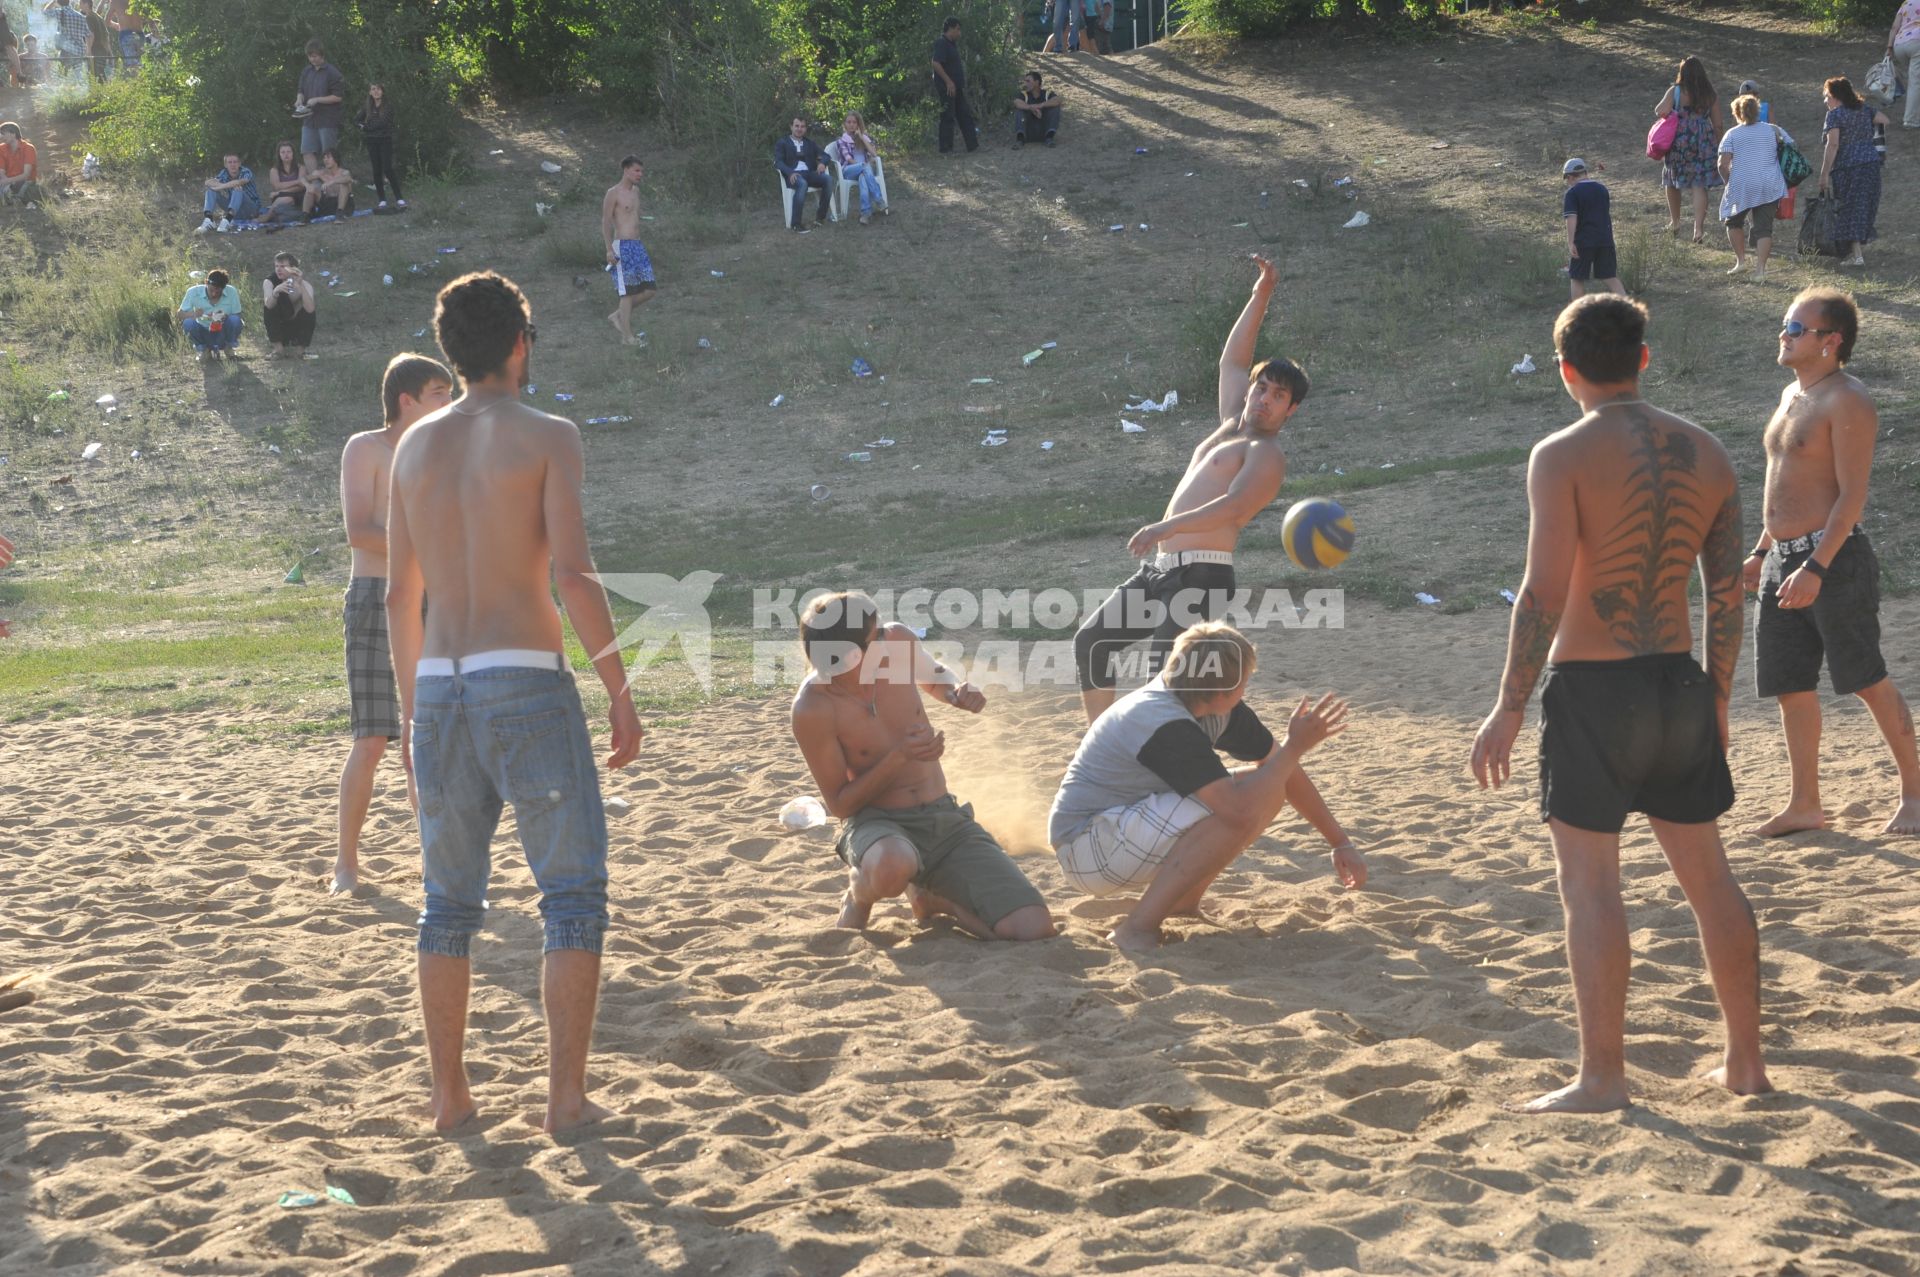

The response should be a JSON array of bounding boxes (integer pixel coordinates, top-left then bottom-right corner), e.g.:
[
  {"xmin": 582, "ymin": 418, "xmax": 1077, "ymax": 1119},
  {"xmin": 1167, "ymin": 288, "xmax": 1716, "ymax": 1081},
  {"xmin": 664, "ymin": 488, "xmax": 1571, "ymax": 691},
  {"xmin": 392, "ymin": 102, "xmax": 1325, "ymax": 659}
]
[
  {"xmin": 1797, "ymin": 193, "xmax": 1842, "ymax": 257},
  {"xmin": 1647, "ymin": 111, "xmax": 1680, "ymax": 161},
  {"xmin": 1864, "ymin": 54, "xmax": 1898, "ymax": 106},
  {"xmin": 1775, "ymin": 126, "xmax": 1812, "ymax": 188}
]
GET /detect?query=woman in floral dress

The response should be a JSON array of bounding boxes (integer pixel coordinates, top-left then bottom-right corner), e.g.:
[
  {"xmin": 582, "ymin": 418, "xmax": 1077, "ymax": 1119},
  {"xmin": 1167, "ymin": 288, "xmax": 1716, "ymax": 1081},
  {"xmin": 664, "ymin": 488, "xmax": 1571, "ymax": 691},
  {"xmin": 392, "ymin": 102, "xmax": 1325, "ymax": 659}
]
[
  {"xmin": 1817, "ymin": 75, "xmax": 1889, "ymax": 267},
  {"xmin": 1654, "ymin": 56, "xmax": 1724, "ymax": 242}
]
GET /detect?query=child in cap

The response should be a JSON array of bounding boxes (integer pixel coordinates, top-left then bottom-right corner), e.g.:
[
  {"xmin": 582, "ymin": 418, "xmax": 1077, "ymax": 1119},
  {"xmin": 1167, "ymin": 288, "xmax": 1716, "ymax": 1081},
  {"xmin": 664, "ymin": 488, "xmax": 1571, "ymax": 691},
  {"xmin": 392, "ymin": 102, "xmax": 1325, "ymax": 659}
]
[{"xmin": 1561, "ymin": 158, "xmax": 1626, "ymax": 301}]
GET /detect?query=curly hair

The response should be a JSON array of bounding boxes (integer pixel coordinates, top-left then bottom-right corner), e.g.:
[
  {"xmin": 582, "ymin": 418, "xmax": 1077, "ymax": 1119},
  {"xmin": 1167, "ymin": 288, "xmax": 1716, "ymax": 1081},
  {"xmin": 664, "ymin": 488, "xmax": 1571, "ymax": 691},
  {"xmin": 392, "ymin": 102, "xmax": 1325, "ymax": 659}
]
[{"xmin": 432, "ymin": 272, "xmax": 530, "ymax": 382}]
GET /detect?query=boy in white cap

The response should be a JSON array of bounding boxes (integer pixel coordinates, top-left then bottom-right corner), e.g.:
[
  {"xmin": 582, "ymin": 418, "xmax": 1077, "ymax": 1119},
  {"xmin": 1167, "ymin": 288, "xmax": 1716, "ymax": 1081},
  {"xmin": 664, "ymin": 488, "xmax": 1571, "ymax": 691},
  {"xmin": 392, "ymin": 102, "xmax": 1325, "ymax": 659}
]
[{"xmin": 1562, "ymin": 159, "xmax": 1626, "ymax": 301}]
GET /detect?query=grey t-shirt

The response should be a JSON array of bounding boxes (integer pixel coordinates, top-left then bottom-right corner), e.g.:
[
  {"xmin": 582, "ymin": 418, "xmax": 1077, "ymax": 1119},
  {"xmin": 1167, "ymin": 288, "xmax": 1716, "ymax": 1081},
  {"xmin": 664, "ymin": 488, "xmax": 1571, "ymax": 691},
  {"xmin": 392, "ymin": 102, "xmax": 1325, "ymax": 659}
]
[{"xmin": 1048, "ymin": 679, "xmax": 1273, "ymax": 847}]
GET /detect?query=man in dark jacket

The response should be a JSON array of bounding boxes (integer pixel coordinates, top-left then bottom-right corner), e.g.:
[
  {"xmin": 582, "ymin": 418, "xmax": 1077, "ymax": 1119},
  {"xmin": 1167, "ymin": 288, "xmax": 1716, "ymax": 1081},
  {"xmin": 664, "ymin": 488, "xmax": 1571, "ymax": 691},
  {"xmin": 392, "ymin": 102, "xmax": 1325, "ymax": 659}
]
[
  {"xmin": 775, "ymin": 116, "xmax": 832, "ymax": 233},
  {"xmin": 931, "ymin": 16, "xmax": 978, "ymax": 155}
]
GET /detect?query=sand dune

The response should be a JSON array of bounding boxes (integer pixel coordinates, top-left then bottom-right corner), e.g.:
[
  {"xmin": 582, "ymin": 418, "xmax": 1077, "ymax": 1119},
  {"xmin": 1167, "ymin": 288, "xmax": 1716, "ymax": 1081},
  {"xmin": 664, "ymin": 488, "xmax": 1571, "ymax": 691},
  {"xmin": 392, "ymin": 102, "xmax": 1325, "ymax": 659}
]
[{"xmin": 3, "ymin": 599, "xmax": 1918, "ymax": 1274}]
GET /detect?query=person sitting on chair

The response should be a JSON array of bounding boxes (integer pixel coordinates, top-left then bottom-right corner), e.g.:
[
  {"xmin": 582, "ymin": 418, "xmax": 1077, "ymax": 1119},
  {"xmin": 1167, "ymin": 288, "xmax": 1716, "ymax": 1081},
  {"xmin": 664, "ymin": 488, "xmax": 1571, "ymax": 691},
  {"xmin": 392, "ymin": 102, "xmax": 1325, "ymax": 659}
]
[{"xmin": 775, "ymin": 115, "xmax": 832, "ymax": 233}]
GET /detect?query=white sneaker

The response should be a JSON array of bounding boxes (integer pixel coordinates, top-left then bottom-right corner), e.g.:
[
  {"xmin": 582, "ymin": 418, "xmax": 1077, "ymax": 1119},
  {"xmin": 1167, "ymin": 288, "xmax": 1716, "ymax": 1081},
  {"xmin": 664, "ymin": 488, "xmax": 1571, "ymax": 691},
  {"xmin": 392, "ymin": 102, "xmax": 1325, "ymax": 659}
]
[
  {"xmin": 377, "ymin": 200, "xmax": 388, "ymax": 210},
  {"xmin": 216, "ymin": 218, "xmax": 232, "ymax": 233},
  {"xmin": 196, "ymin": 217, "xmax": 215, "ymax": 234},
  {"xmin": 395, "ymin": 198, "xmax": 408, "ymax": 209}
]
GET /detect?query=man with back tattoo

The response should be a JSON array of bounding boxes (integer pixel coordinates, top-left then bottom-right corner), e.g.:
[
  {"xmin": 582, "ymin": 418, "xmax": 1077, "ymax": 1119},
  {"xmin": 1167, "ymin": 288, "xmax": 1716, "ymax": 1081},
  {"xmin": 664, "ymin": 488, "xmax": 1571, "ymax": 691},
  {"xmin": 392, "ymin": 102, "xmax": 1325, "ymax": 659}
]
[
  {"xmin": 1470, "ymin": 295, "xmax": 1769, "ymax": 1113},
  {"xmin": 1747, "ymin": 288, "xmax": 1919, "ymax": 838}
]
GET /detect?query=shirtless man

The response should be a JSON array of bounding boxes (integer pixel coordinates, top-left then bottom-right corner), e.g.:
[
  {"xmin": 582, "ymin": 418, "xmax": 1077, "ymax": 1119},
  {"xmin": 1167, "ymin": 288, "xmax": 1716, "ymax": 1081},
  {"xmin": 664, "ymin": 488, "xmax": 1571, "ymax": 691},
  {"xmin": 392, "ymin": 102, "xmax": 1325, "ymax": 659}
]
[
  {"xmin": 1747, "ymin": 288, "xmax": 1919, "ymax": 838},
  {"xmin": 387, "ymin": 271, "xmax": 643, "ymax": 1134},
  {"xmin": 1073, "ymin": 254, "xmax": 1301, "ymax": 725},
  {"xmin": 333, "ymin": 354, "xmax": 453, "ymax": 896},
  {"xmin": 1471, "ymin": 295, "xmax": 1769, "ymax": 1113},
  {"xmin": 600, "ymin": 156, "xmax": 655, "ymax": 347},
  {"xmin": 791, "ymin": 591, "xmax": 1054, "ymax": 942}
]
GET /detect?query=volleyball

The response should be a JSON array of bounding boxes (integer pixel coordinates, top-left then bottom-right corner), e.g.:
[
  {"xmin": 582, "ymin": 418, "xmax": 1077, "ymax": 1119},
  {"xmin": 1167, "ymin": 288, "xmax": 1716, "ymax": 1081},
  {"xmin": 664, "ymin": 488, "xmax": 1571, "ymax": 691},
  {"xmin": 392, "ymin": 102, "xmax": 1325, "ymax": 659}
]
[{"xmin": 1281, "ymin": 498, "xmax": 1355, "ymax": 570}]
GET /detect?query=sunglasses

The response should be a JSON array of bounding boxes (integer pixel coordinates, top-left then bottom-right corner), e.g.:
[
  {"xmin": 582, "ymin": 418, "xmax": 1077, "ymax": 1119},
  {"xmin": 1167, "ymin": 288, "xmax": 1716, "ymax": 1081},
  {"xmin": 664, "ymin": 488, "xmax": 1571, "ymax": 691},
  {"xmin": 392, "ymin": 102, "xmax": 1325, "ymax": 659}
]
[{"xmin": 1779, "ymin": 321, "xmax": 1835, "ymax": 339}]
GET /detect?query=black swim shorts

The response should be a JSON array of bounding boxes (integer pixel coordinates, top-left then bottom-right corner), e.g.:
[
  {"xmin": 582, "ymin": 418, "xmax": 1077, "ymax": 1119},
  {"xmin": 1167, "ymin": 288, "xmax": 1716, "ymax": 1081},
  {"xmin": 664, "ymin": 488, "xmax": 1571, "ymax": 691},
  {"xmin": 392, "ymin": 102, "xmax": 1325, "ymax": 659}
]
[
  {"xmin": 1074, "ymin": 560, "xmax": 1237, "ymax": 692},
  {"xmin": 1538, "ymin": 652, "xmax": 1734, "ymax": 833},
  {"xmin": 1569, "ymin": 242, "xmax": 1618, "ymax": 282},
  {"xmin": 1755, "ymin": 534, "xmax": 1886, "ymax": 698}
]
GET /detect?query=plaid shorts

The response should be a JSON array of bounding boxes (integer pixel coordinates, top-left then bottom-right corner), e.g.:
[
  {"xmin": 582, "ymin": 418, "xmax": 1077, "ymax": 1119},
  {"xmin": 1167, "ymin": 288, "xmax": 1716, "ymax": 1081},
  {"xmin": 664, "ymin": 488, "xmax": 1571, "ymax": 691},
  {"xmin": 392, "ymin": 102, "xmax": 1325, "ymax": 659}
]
[
  {"xmin": 1054, "ymin": 790, "xmax": 1212, "ymax": 898},
  {"xmin": 344, "ymin": 577, "xmax": 400, "ymax": 740}
]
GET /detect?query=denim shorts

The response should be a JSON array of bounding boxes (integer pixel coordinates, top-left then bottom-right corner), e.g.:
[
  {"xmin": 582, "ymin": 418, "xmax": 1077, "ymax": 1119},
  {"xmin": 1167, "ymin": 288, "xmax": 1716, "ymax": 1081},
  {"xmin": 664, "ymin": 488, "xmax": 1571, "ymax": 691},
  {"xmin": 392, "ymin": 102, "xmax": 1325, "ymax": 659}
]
[{"xmin": 411, "ymin": 667, "xmax": 609, "ymax": 958}]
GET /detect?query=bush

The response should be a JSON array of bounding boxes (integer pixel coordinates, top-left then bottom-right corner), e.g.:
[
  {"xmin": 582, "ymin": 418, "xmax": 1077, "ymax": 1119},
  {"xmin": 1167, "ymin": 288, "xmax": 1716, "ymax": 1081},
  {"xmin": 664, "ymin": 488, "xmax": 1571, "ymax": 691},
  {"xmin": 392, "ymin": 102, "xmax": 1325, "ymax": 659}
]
[{"xmin": 82, "ymin": 2, "xmax": 463, "ymax": 180}]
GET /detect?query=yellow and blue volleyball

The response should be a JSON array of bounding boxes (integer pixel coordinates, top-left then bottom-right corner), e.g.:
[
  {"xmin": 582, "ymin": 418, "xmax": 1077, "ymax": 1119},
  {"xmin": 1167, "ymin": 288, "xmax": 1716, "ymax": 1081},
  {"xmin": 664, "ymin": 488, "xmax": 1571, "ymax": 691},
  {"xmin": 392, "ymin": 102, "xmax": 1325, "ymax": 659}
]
[{"xmin": 1281, "ymin": 498, "xmax": 1355, "ymax": 570}]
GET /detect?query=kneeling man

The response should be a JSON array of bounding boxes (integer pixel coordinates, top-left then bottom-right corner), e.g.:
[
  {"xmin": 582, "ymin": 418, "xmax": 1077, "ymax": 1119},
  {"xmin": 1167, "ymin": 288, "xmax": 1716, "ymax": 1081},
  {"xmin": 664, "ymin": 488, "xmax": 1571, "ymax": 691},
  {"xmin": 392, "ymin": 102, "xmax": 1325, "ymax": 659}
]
[
  {"xmin": 791, "ymin": 591, "xmax": 1055, "ymax": 941},
  {"xmin": 1049, "ymin": 622, "xmax": 1358, "ymax": 952}
]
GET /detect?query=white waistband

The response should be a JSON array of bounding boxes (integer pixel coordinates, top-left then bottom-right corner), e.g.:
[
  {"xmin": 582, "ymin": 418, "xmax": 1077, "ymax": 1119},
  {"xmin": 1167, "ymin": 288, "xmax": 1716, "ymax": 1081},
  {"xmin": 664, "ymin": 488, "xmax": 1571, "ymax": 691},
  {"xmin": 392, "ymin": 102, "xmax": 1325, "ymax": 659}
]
[
  {"xmin": 416, "ymin": 649, "xmax": 565, "ymax": 677},
  {"xmin": 1153, "ymin": 550, "xmax": 1235, "ymax": 569}
]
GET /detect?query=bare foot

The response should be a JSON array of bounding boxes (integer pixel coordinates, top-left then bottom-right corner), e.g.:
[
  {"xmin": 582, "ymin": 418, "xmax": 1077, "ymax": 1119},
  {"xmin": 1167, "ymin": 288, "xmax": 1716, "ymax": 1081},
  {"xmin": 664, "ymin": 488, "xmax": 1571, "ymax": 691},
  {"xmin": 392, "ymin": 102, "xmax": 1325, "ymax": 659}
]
[
  {"xmin": 1752, "ymin": 806, "xmax": 1826, "ymax": 837},
  {"xmin": 1882, "ymin": 797, "xmax": 1920, "ymax": 836},
  {"xmin": 428, "ymin": 1092, "xmax": 477, "ymax": 1133},
  {"xmin": 1704, "ymin": 1062, "xmax": 1773, "ymax": 1096},
  {"xmin": 835, "ymin": 889, "xmax": 873, "ymax": 929},
  {"xmin": 542, "ymin": 1096, "xmax": 615, "ymax": 1135},
  {"xmin": 605, "ymin": 312, "xmax": 628, "ymax": 342},
  {"xmin": 1504, "ymin": 1079, "xmax": 1631, "ymax": 1114},
  {"xmin": 1108, "ymin": 921, "xmax": 1163, "ymax": 952},
  {"xmin": 907, "ymin": 885, "xmax": 990, "ymax": 938},
  {"xmin": 328, "ymin": 862, "xmax": 358, "ymax": 896}
]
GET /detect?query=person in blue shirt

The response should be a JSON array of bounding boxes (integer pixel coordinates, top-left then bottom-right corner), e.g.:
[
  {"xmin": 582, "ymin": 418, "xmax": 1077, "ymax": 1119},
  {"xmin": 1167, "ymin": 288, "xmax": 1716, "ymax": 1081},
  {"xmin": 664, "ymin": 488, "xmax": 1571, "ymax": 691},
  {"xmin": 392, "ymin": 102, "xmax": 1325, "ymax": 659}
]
[
  {"xmin": 198, "ymin": 153, "xmax": 260, "ymax": 233},
  {"xmin": 1561, "ymin": 159, "xmax": 1625, "ymax": 302},
  {"xmin": 177, "ymin": 269, "xmax": 244, "ymax": 361}
]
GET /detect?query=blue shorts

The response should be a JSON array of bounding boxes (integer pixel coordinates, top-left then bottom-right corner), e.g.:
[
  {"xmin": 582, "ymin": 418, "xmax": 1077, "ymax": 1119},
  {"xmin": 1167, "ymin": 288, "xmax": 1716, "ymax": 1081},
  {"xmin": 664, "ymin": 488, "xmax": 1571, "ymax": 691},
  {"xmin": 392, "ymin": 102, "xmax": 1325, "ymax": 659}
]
[
  {"xmin": 411, "ymin": 666, "xmax": 610, "ymax": 958},
  {"xmin": 609, "ymin": 239, "xmax": 655, "ymax": 296}
]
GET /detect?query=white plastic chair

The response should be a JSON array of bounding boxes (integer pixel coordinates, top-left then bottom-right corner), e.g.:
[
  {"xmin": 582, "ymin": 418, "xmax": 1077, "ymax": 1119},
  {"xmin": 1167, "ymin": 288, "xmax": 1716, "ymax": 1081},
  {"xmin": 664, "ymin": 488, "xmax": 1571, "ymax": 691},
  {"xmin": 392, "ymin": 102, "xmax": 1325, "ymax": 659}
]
[
  {"xmin": 774, "ymin": 164, "xmax": 844, "ymax": 227},
  {"xmin": 829, "ymin": 153, "xmax": 888, "ymax": 219}
]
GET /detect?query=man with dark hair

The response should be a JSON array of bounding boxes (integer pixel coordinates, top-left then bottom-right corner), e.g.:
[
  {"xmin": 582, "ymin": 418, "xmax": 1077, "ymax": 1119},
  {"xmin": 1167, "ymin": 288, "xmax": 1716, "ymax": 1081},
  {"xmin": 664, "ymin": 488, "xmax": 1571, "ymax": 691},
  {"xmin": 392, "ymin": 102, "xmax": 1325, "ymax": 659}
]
[
  {"xmin": 601, "ymin": 155, "xmax": 654, "ymax": 343},
  {"xmin": 774, "ymin": 117, "xmax": 831, "ymax": 233},
  {"xmin": 930, "ymin": 17, "xmax": 977, "ymax": 155},
  {"xmin": 78, "ymin": 0, "xmax": 110, "ymax": 80},
  {"xmin": 197, "ymin": 152, "xmax": 260, "ymax": 233},
  {"xmin": 295, "ymin": 38, "xmax": 346, "ymax": 168},
  {"xmin": 0, "ymin": 123, "xmax": 42, "ymax": 207},
  {"xmin": 333, "ymin": 353, "xmax": 454, "ymax": 897},
  {"xmin": 1747, "ymin": 287, "xmax": 1919, "ymax": 837},
  {"xmin": 1472, "ymin": 294, "xmax": 1768, "ymax": 1113},
  {"xmin": 1051, "ymin": 623, "xmax": 1356, "ymax": 951},
  {"xmin": 176, "ymin": 269, "xmax": 243, "ymax": 361},
  {"xmin": 387, "ymin": 271, "xmax": 643, "ymax": 1133},
  {"xmin": 1013, "ymin": 71, "xmax": 1062, "ymax": 147},
  {"xmin": 790, "ymin": 590, "xmax": 1054, "ymax": 941},
  {"xmin": 1074, "ymin": 253, "xmax": 1309, "ymax": 724}
]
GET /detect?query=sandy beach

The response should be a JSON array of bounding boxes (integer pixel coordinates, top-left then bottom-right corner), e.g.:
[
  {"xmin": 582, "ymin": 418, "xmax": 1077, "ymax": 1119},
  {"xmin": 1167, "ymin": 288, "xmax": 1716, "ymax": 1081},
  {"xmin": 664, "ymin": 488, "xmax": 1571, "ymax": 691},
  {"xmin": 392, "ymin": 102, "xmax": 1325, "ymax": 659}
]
[{"xmin": 4, "ymin": 598, "xmax": 1918, "ymax": 1275}]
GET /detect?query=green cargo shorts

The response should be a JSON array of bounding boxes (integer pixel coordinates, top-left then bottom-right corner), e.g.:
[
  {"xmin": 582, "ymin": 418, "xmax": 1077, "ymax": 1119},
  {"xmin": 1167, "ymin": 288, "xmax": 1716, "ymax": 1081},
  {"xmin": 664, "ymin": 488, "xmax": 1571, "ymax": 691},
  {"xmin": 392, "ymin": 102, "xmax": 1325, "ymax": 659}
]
[{"xmin": 835, "ymin": 794, "xmax": 1045, "ymax": 929}]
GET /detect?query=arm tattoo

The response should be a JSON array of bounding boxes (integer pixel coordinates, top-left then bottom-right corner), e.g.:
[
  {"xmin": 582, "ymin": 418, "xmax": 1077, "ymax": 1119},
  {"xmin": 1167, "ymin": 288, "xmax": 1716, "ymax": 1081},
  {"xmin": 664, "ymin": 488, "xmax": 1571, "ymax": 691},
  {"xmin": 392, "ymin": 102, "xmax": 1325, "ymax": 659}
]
[
  {"xmin": 1700, "ymin": 486, "xmax": 1745, "ymax": 704},
  {"xmin": 1501, "ymin": 588, "xmax": 1562, "ymax": 713},
  {"xmin": 1587, "ymin": 409, "xmax": 1709, "ymax": 655}
]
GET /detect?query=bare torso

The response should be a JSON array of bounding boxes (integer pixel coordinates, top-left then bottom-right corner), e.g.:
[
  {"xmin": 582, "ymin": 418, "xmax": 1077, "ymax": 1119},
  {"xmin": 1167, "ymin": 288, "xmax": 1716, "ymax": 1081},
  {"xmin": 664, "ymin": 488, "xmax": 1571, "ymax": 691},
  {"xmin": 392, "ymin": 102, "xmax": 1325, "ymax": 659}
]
[
  {"xmin": 1544, "ymin": 402, "xmax": 1736, "ymax": 662},
  {"xmin": 1761, "ymin": 375, "xmax": 1857, "ymax": 540},
  {"xmin": 795, "ymin": 650, "xmax": 948, "ymax": 809},
  {"xmin": 606, "ymin": 183, "xmax": 640, "ymax": 240},
  {"xmin": 342, "ymin": 429, "xmax": 395, "ymax": 578},
  {"xmin": 1157, "ymin": 422, "xmax": 1283, "ymax": 555},
  {"xmin": 390, "ymin": 398, "xmax": 569, "ymax": 658}
]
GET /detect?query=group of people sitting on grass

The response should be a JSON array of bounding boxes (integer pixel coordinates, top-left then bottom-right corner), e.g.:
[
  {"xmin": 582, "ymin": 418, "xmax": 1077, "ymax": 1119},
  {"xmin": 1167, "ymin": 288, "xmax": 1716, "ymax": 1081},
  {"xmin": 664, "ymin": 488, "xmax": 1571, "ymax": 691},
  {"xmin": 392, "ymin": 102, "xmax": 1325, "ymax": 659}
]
[
  {"xmin": 174, "ymin": 254, "xmax": 319, "ymax": 362},
  {"xmin": 194, "ymin": 39, "xmax": 406, "ymax": 233}
]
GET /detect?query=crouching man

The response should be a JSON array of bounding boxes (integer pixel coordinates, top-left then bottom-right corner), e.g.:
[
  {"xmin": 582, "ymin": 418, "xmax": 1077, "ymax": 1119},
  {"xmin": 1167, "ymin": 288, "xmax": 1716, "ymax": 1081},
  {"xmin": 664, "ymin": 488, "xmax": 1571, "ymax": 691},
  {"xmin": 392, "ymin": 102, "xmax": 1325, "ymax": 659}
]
[
  {"xmin": 1049, "ymin": 622, "xmax": 1359, "ymax": 951},
  {"xmin": 791, "ymin": 590, "xmax": 1055, "ymax": 941}
]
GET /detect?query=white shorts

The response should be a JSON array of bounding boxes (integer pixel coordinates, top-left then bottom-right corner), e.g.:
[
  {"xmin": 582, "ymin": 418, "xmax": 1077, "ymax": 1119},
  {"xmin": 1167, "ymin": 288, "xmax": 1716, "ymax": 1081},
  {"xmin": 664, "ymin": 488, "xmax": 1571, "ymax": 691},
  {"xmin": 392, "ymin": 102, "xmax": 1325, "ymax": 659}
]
[{"xmin": 1054, "ymin": 791, "xmax": 1212, "ymax": 897}]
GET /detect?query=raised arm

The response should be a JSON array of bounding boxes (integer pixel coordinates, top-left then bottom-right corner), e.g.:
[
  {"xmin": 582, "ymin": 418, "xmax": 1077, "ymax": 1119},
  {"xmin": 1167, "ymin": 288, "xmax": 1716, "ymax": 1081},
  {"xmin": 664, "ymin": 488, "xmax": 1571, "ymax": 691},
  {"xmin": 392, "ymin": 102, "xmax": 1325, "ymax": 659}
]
[
  {"xmin": 1472, "ymin": 440, "xmax": 1577, "ymax": 788},
  {"xmin": 544, "ymin": 419, "xmax": 642, "ymax": 769},
  {"xmin": 339, "ymin": 437, "xmax": 385, "ymax": 559},
  {"xmin": 1218, "ymin": 254, "xmax": 1278, "ymax": 424}
]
